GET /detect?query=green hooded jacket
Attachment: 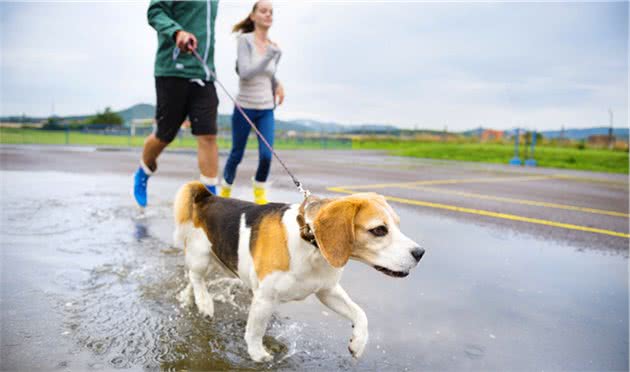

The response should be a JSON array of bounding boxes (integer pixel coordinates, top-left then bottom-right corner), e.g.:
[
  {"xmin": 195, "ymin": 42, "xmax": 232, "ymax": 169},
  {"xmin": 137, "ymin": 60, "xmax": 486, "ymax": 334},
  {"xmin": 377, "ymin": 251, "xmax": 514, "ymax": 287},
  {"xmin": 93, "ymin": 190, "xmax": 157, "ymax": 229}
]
[{"xmin": 147, "ymin": 0, "xmax": 218, "ymax": 80}]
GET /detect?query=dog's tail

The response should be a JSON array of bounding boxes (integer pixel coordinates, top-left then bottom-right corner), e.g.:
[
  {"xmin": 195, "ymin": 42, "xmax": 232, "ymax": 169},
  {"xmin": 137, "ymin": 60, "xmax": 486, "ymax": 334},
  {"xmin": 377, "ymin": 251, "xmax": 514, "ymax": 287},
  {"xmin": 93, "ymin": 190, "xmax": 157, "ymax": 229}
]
[{"xmin": 173, "ymin": 181, "xmax": 211, "ymax": 248}]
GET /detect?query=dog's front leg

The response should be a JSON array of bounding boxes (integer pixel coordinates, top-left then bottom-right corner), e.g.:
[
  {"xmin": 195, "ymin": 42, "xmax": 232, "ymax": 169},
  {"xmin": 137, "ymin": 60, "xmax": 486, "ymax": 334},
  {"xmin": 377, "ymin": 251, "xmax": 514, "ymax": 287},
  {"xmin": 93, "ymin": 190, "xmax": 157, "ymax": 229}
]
[
  {"xmin": 245, "ymin": 291, "xmax": 275, "ymax": 362},
  {"xmin": 316, "ymin": 284, "xmax": 368, "ymax": 359}
]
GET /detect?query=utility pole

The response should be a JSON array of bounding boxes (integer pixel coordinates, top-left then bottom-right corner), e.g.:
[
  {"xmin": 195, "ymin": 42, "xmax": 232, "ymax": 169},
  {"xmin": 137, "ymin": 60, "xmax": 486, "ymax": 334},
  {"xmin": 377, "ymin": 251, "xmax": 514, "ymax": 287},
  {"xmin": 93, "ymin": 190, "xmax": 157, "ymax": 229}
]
[
  {"xmin": 608, "ymin": 108, "xmax": 614, "ymax": 149},
  {"xmin": 509, "ymin": 128, "xmax": 522, "ymax": 165}
]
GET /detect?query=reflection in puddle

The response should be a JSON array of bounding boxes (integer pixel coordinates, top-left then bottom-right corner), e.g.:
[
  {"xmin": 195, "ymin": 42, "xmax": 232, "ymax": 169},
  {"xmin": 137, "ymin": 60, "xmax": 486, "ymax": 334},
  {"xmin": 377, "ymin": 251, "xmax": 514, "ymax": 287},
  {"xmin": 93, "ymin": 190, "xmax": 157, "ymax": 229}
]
[{"xmin": 133, "ymin": 221, "xmax": 149, "ymax": 241}]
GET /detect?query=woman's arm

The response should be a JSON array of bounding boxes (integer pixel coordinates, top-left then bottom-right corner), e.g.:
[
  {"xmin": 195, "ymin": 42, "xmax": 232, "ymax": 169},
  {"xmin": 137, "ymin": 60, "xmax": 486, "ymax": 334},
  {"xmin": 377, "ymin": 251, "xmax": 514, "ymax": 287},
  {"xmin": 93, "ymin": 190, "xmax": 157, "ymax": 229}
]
[
  {"xmin": 236, "ymin": 36, "xmax": 280, "ymax": 80},
  {"xmin": 272, "ymin": 45, "xmax": 283, "ymax": 104},
  {"xmin": 273, "ymin": 80, "xmax": 285, "ymax": 105}
]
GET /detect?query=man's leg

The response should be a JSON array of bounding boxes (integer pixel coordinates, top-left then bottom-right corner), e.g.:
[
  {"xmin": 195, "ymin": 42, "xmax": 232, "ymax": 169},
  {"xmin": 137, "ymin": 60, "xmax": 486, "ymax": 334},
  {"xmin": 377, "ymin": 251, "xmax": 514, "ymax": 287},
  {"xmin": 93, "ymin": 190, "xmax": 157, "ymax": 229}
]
[
  {"xmin": 189, "ymin": 81, "xmax": 220, "ymax": 194},
  {"xmin": 133, "ymin": 133, "xmax": 169, "ymax": 207},
  {"xmin": 142, "ymin": 133, "xmax": 169, "ymax": 172},
  {"xmin": 197, "ymin": 134, "xmax": 219, "ymax": 193},
  {"xmin": 133, "ymin": 77, "xmax": 188, "ymax": 207}
]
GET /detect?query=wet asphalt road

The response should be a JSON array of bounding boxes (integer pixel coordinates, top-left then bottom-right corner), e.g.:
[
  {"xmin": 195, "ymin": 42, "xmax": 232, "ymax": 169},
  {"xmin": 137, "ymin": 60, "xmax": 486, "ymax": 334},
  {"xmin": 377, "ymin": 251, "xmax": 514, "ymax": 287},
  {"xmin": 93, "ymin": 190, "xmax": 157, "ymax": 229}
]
[
  {"xmin": 1, "ymin": 145, "xmax": 627, "ymax": 252},
  {"xmin": 0, "ymin": 144, "xmax": 628, "ymax": 371}
]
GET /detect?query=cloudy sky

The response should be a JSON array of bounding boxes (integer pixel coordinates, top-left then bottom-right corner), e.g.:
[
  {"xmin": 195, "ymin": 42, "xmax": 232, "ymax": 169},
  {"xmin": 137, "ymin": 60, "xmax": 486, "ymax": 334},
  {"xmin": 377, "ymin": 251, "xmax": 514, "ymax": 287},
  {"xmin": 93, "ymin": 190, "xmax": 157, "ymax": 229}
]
[{"xmin": 1, "ymin": 1, "xmax": 627, "ymax": 131}]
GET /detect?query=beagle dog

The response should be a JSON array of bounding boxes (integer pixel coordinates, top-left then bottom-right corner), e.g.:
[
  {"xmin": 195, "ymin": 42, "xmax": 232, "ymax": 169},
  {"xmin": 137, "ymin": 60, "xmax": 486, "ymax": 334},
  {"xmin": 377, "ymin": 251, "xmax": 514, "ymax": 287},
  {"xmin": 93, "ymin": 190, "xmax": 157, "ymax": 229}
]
[{"xmin": 173, "ymin": 181, "xmax": 424, "ymax": 362}]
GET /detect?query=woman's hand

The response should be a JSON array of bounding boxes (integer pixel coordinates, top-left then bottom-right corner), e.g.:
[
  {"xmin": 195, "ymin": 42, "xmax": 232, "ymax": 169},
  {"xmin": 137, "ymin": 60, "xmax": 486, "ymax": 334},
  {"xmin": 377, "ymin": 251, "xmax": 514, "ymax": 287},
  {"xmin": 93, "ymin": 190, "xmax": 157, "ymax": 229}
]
[{"xmin": 275, "ymin": 83, "xmax": 285, "ymax": 106}]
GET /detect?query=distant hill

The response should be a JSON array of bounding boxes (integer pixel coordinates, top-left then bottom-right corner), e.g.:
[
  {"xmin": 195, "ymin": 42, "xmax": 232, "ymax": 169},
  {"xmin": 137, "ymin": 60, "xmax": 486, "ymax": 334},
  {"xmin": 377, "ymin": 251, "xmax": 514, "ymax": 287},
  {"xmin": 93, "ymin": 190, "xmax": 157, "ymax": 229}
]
[
  {"xmin": 541, "ymin": 127, "xmax": 629, "ymax": 140},
  {"xmin": 0, "ymin": 104, "xmax": 156, "ymax": 125},
  {"xmin": 345, "ymin": 124, "xmax": 401, "ymax": 134},
  {"xmin": 0, "ymin": 103, "xmax": 403, "ymax": 133},
  {"xmin": 118, "ymin": 103, "xmax": 155, "ymax": 123},
  {"xmin": 291, "ymin": 119, "xmax": 346, "ymax": 133},
  {"xmin": 464, "ymin": 127, "xmax": 629, "ymax": 141},
  {"xmin": 2, "ymin": 103, "xmax": 627, "ymax": 139}
]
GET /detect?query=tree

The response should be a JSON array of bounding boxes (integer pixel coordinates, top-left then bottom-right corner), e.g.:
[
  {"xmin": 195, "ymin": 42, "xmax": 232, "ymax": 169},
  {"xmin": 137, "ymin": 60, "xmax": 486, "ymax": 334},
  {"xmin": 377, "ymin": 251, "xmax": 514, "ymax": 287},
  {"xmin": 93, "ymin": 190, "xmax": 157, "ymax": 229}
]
[{"xmin": 88, "ymin": 107, "xmax": 123, "ymax": 125}]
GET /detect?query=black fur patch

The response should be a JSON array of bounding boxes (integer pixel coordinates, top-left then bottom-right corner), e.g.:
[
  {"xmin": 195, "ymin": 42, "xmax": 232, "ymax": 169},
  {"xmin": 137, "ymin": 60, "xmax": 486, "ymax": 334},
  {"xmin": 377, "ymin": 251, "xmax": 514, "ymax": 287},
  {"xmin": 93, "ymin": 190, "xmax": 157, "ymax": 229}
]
[{"xmin": 193, "ymin": 195, "xmax": 289, "ymax": 273}]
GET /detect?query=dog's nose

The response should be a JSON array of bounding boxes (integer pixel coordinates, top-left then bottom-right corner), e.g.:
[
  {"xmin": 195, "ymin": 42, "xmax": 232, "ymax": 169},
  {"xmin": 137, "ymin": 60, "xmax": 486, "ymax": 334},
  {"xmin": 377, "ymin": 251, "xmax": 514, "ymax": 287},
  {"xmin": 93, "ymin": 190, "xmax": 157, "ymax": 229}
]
[{"xmin": 411, "ymin": 247, "xmax": 425, "ymax": 262}]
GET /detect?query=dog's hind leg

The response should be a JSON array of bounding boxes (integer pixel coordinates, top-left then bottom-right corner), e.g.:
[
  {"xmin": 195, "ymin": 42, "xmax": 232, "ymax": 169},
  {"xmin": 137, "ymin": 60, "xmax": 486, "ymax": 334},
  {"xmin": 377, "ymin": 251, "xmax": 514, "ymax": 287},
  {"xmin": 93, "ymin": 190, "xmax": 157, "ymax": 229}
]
[
  {"xmin": 189, "ymin": 269, "xmax": 214, "ymax": 318},
  {"xmin": 185, "ymin": 227, "xmax": 214, "ymax": 318},
  {"xmin": 177, "ymin": 275, "xmax": 194, "ymax": 308}
]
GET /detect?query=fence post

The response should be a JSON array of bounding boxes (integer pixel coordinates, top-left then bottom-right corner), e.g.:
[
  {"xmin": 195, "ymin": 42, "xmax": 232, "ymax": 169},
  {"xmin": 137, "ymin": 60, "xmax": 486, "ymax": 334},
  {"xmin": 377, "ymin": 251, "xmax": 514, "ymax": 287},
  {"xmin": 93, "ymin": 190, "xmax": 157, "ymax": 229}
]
[
  {"xmin": 128, "ymin": 122, "xmax": 134, "ymax": 147},
  {"xmin": 65, "ymin": 126, "xmax": 69, "ymax": 145},
  {"xmin": 509, "ymin": 128, "xmax": 521, "ymax": 165}
]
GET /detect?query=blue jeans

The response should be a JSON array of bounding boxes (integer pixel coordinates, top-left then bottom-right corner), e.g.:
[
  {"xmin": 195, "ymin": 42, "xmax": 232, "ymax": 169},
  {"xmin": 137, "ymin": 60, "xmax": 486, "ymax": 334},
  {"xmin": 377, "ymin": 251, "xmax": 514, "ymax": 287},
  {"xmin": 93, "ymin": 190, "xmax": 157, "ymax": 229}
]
[{"xmin": 223, "ymin": 107, "xmax": 275, "ymax": 185}]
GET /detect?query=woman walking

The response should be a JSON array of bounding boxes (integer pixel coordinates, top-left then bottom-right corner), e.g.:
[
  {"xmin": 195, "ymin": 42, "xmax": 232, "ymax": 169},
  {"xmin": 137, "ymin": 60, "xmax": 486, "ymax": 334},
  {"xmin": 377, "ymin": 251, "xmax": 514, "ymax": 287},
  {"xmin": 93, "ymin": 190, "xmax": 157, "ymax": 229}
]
[{"xmin": 220, "ymin": 0, "xmax": 284, "ymax": 204}]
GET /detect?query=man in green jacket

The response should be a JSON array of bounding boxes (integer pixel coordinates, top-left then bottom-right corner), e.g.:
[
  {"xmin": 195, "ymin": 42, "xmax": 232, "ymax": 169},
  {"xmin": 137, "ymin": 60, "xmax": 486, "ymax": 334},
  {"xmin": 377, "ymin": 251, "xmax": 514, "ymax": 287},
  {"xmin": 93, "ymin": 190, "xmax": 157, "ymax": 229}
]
[{"xmin": 134, "ymin": 0, "xmax": 220, "ymax": 208}]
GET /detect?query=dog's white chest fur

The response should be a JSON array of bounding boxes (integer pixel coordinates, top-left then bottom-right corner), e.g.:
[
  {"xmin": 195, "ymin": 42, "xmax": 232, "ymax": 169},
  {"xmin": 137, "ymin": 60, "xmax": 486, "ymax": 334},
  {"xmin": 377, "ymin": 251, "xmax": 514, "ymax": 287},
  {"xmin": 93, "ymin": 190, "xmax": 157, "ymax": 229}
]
[{"xmin": 236, "ymin": 206, "xmax": 342, "ymax": 301}]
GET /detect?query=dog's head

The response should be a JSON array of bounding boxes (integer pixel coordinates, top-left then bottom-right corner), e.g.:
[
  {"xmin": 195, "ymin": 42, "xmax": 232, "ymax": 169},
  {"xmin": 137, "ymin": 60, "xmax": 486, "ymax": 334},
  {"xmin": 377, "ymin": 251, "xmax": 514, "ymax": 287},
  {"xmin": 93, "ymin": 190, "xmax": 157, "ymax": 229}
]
[{"xmin": 304, "ymin": 193, "xmax": 424, "ymax": 277}]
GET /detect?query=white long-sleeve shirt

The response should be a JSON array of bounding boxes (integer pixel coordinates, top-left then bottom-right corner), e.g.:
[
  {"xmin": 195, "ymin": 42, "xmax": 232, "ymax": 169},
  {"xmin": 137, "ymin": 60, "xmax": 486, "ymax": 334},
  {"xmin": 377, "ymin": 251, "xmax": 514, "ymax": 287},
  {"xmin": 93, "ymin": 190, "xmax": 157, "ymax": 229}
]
[{"xmin": 235, "ymin": 33, "xmax": 282, "ymax": 110}]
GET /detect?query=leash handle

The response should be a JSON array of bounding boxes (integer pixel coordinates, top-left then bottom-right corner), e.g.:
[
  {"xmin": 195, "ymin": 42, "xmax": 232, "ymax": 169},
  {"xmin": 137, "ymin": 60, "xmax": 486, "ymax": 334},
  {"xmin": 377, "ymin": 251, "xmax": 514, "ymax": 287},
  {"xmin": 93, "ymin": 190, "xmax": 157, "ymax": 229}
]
[{"xmin": 189, "ymin": 47, "xmax": 310, "ymax": 199}]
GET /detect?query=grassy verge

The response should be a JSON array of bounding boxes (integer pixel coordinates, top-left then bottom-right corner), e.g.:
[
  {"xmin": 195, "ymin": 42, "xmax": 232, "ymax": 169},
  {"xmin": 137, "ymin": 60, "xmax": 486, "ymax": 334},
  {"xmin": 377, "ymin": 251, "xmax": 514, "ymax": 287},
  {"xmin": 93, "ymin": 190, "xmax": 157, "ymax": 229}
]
[
  {"xmin": 0, "ymin": 128, "xmax": 351, "ymax": 150},
  {"xmin": 352, "ymin": 140, "xmax": 629, "ymax": 174},
  {"xmin": 2, "ymin": 128, "xmax": 627, "ymax": 174}
]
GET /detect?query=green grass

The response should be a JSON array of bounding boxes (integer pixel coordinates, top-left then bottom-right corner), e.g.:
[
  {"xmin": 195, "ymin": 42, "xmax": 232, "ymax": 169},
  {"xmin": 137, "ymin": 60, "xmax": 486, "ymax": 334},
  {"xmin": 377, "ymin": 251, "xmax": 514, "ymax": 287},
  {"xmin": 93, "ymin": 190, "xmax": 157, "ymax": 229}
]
[
  {"xmin": 352, "ymin": 140, "xmax": 629, "ymax": 174},
  {"xmin": 2, "ymin": 128, "xmax": 627, "ymax": 174},
  {"xmin": 0, "ymin": 128, "xmax": 351, "ymax": 150}
]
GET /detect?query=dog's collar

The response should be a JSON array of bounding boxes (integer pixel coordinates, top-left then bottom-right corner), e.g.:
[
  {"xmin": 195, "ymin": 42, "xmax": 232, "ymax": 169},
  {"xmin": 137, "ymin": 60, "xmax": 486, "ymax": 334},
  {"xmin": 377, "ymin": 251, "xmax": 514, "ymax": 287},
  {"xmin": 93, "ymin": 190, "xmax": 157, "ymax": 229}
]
[
  {"xmin": 296, "ymin": 212, "xmax": 318, "ymax": 249},
  {"xmin": 302, "ymin": 224, "xmax": 319, "ymax": 249}
]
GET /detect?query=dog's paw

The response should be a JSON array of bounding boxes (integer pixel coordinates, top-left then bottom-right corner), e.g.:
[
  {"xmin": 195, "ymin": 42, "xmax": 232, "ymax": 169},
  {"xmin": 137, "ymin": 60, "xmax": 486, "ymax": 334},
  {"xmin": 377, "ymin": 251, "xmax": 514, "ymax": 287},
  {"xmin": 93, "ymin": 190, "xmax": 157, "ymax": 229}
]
[
  {"xmin": 249, "ymin": 348, "xmax": 273, "ymax": 363},
  {"xmin": 195, "ymin": 295, "xmax": 214, "ymax": 318},
  {"xmin": 348, "ymin": 331, "xmax": 368, "ymax": 359}
]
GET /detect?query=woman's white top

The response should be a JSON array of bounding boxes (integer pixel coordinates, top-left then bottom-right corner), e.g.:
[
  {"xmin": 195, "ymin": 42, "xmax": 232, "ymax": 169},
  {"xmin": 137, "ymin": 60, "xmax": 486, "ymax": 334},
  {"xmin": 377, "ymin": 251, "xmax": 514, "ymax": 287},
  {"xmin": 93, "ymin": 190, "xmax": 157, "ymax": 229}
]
[{"xmin": 235, "ymin": 32, "xmax": 282, "ymax": 110}]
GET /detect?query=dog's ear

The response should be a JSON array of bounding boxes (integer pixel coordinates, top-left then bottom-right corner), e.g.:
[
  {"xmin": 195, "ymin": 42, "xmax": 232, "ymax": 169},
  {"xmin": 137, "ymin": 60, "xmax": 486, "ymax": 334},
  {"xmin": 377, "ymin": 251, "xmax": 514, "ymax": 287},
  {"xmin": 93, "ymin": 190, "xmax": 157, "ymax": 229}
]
[{"xmin": 312, "ymin": 199, "xmax": 360, "ymax": 268}]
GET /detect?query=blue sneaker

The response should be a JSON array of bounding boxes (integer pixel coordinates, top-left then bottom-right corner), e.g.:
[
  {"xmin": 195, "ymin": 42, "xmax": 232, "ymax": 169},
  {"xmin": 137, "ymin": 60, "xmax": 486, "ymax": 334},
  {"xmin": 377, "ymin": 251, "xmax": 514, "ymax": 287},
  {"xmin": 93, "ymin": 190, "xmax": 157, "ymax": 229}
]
[
  {"xmin": 133, "ymin": 166, "xmax": 150, "ymax": 207},
  {"xmin": 204, "ymin": 184, "xmax": 217, "ymax": 195}
]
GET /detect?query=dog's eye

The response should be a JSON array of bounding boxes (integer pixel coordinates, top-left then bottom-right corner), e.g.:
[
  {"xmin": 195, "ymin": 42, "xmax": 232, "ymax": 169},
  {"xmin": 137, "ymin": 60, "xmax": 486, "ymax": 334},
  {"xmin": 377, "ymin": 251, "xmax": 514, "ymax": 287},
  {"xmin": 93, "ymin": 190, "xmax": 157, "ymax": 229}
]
[{"xmin": 369, "ymin": 225, "xmax": 388, "ymax": 237}]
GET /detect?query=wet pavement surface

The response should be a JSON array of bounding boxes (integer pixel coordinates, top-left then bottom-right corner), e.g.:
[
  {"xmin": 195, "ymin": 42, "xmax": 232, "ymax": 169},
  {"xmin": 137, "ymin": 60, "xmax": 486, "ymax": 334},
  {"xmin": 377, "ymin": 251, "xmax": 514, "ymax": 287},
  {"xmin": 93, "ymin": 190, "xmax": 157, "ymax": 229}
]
[{"xmin": 1, "ymin": 145, "xmax": 628, "ymax": 371}]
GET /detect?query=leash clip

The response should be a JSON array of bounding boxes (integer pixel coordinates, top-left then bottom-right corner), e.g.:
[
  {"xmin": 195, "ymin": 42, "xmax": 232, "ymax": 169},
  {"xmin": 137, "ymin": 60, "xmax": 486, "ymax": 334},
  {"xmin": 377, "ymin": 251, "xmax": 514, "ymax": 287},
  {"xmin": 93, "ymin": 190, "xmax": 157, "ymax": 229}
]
[{"xmin": 295, "ymin": 181, "xmax": 311, "ymax": 200}]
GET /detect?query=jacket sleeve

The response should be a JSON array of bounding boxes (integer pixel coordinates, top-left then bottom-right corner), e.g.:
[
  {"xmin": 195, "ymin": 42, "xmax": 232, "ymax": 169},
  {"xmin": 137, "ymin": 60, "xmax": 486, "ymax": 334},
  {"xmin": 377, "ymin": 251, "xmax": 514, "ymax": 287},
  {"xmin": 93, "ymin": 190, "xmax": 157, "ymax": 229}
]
[
  {"xmin": 147, "ymin": 0, "xmax": 183, "ymax": 40},
  {"xmin": 236, "ymin": 36, "xmax": 280, "ymax": 80}
]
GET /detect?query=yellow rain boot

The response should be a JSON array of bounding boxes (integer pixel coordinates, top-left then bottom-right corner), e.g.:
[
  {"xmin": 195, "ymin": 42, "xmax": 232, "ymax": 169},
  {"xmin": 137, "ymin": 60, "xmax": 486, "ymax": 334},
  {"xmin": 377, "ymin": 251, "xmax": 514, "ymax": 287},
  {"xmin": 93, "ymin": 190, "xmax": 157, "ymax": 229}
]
[
  {"xmin": 253, "ymin": 180, "xmax": 268, "ymax": 205},
  {"xmin": 219, "ymin": 180, "xmax": 232, "ymax": 198}
]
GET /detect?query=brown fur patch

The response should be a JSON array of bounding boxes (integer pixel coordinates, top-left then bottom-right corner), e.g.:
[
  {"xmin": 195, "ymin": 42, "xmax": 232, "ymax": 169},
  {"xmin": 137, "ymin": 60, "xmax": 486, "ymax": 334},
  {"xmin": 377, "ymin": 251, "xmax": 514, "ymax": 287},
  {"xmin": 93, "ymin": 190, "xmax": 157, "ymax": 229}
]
[
  {"xmin": 251, "ymin": 212, "xmax": 290, "ymax": 280},
  {"xmin": 174, "ymin": 181, "xmax": 209, "ymax": 225},
  {"xmin": 174, "ymin": 181, "xmax": 213, "ymax": 256}
]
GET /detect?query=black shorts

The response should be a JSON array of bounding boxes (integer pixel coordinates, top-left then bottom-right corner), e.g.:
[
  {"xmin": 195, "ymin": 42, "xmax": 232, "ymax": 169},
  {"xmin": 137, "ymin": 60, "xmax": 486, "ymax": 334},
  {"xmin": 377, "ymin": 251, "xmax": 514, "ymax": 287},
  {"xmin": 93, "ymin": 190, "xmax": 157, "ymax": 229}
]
[{"xmin": 154, "ymin": 76, "xmax": 219, "ymax": 142}]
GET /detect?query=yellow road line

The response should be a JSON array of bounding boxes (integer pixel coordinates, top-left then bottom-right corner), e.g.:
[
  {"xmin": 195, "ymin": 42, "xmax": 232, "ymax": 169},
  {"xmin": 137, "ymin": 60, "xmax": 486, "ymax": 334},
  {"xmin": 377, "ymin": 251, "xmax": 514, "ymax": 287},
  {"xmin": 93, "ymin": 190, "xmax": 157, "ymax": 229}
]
[
  {"xmin": 333, "ymin": 175, "xmax": 555, "ymax": 190},
  {"xmin": 411, "ymin": 186, "xmax": 629, "ymax": 218},
  {"xmin": 551, "ymin": 174, "xmax": 629, "ymax": 186},
  {"xmin": 327, "ymin": 187, "xmax": 630, "ymax": 239}
]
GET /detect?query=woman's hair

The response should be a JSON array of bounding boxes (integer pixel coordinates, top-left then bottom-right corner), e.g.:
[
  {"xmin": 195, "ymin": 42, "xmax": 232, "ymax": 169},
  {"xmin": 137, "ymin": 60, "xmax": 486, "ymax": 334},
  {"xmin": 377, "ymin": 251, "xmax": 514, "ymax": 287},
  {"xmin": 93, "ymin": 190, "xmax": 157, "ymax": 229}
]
[{"xmin": 232, "ymin": 1, "xmax": 259, "ymax": 34}]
